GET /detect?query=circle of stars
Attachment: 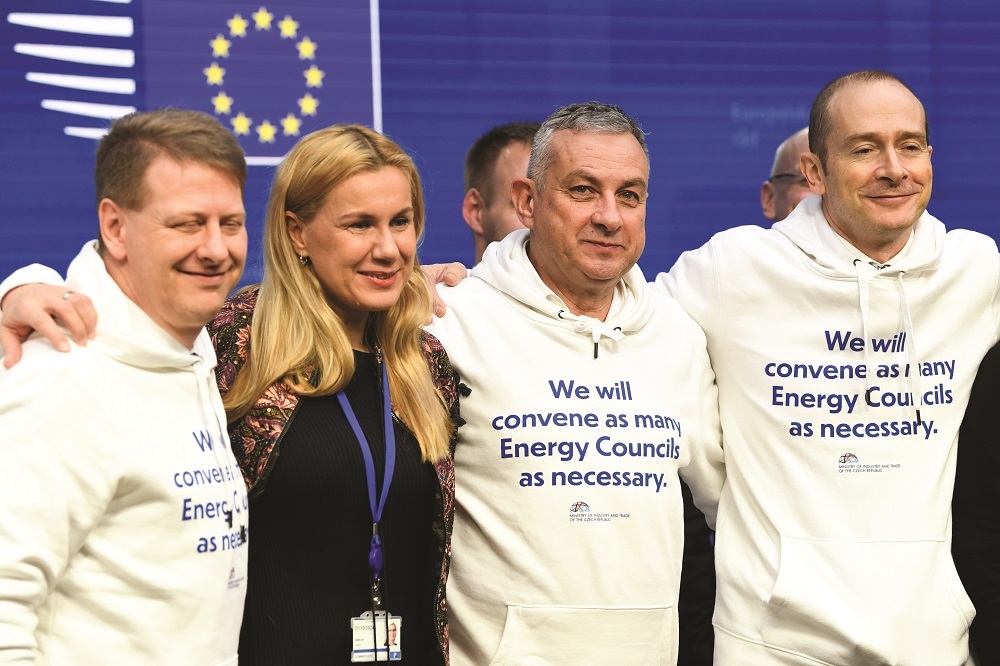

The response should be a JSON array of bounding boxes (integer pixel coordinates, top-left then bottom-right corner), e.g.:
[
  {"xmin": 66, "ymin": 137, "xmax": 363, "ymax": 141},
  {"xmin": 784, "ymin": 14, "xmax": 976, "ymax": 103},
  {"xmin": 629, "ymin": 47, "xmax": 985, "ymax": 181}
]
[{"xmin": 203, "ymin": 6, "xmax": 325, "ymax": 143}]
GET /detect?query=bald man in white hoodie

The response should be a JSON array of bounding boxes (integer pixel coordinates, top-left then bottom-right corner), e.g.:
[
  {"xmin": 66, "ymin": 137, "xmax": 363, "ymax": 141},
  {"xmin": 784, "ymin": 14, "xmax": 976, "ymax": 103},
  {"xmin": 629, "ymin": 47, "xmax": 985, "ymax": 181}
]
[{"xmin": 656, "ymin": 69, "xmax": 992, "ymax": 665}]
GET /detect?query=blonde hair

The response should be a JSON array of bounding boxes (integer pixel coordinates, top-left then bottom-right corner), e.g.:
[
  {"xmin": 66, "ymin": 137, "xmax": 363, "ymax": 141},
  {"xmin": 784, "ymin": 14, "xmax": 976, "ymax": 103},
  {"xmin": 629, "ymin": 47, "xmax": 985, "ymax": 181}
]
[{"xmin": 224, "ymin": 125, "xmax": 452, "ymax": 461}]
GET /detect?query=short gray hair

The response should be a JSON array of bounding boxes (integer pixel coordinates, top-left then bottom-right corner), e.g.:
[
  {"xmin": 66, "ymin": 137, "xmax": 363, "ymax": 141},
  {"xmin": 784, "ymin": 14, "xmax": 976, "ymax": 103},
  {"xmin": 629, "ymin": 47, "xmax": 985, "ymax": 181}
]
[{"xmin": 526, "ymin": 101, "xmax": 648, "ymax": 187}]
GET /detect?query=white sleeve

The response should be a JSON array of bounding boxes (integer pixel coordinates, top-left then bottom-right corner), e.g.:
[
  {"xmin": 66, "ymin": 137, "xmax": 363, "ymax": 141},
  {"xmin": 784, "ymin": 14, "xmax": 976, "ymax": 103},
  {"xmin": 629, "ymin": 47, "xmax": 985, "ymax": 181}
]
[
  {"xmin": 677, "ymin": 334, "xmax": 725, "ymax": 530},
  {"xmin": 651, "ymin": 242, "xmax": 720, "ymax": 334},
  {"xmin": 0, "ymin": 265, "xmax": 65, "ymax": 315},
  {"xmin": 653, "ymin": 245, "xmax": 726, "ymax": 527},
  {"xmin": 0, "ymin": 357, "xmax": 112, "ymax": 662}
]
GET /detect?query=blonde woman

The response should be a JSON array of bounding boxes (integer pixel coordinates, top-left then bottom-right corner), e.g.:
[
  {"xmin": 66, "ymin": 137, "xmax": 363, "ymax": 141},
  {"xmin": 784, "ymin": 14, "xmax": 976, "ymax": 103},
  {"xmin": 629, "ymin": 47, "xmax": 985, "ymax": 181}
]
[{"xmin": 210, "ymin": 125, "xmax": 459, "ymax": 664}]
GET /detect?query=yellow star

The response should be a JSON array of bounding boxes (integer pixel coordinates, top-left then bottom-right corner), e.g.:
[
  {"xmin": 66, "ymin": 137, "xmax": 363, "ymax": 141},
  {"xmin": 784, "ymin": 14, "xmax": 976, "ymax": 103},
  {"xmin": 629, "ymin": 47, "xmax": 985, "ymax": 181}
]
[
  {"xmin": 210, "ymin": 34, "xmax": 231, "ymax": 58},
  {"xmin": 296, "ymin": 37, "xmax": 317, "ymax": 60},
  {"xmin": 280, "ymin": 114, "xmax": 302, "ymax": 136},
  {"xmin": 298, "ymin": 93, "xmax": 319, "ymax": 116},
  {"xmin": 304, "ymin": 65, "xmax": 325, "ymax": 88},
  {"xmin": 256, "ymin": 120, "xmax": 277, "ymax": 143},
  {"xmin": 211, "ymin": 92, "xmax": 234, "ymax": 114},
  {"xmin": 278, "ymin": 15, "xmax": 298, "ymax": 38},
  {"xmin": 228, "ymin": 14, "xmax": 249, "ymax": 37},
  {"xmin": 204, "ymin": 62, "xmax": 225, "ymax": 85},
  {"xmin": 252, "ymin": 6, "xmax": 273, "ymax": 30},
  {"xmin": 231, "ymin": 113, "xmax": 252, "ymax": 135}
]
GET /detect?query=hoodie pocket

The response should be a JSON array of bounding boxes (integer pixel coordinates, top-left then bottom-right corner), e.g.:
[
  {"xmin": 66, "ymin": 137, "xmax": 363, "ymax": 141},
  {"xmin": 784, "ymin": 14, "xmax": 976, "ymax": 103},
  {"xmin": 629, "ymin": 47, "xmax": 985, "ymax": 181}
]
[
  {"xmin": 488, "ymin": 604, "xmax": 675, "ymax": 665},
  {"xmin": 761, "ymin": 535, "xmax": 974, "ymax": 666}
]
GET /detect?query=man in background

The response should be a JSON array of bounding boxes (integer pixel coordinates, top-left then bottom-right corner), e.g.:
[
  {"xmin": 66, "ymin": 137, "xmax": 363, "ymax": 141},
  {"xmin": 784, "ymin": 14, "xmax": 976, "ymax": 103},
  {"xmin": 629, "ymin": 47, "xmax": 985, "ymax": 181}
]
[
  {"xmin": 462, "ymin": 121, "xmax": 540, "ymax": 263},
  {"xmin": 760, "ymin": 126, "xmax": 811, "ymax": 222}
]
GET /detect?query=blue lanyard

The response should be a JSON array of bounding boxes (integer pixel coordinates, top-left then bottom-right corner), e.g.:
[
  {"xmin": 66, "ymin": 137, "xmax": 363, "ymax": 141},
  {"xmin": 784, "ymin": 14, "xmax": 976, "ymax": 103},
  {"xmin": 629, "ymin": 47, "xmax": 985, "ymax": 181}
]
[{"xmin": 337, "ymin": 358, "xmax": 396, "ymax": 587}]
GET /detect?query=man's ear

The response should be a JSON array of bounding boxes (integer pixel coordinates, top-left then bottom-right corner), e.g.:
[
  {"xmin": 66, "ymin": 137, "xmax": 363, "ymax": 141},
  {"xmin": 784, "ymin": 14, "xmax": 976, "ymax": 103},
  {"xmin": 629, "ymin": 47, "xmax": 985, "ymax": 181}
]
[
  {"xmin": 511, "ymin": 178, "xmax": 536, "ymax": 229},
  {"xmin": 801, "ymin": 153, "xmax": 827, "ymax": 195},
  {"xmin": 98, "ymin": 198, "xmax": 128, "ymax": 260},
  {"xmin": 286, "ymin": 211, "xmax": 308, "ymax": 257},
  {"xmin": 760, "ymin": 181, "xmax": 777, "ymax": 221},
  {"xmin": 462, "ymin": 188, "xmax": 485, "ymax": 235}
]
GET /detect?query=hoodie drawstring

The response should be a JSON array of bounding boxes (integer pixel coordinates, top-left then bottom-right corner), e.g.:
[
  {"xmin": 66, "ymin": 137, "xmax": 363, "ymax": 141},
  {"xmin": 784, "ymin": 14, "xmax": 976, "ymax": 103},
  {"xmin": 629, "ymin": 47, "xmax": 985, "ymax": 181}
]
[
  {"xmin": 558, "ymin": 310, "xmax": 626, "ymax": 358},
  {"xmin": 853, "ymin": 260, "xmax": 923, "ymax": 424},
  {"xmin": 853, "ymin": 260, "xmax": 875, "ymax": 404},
  {"xmin": 896, "ymin": 272, "xmax": 922, "ymax": 424}
]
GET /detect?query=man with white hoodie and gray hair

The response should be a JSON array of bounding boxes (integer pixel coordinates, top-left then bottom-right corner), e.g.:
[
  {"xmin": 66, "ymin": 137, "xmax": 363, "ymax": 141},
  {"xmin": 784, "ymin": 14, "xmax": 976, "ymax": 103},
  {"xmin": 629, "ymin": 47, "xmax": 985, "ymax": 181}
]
[{"xmin": 429, "ymin": 101, "xmax": 725, "ymax": 664}]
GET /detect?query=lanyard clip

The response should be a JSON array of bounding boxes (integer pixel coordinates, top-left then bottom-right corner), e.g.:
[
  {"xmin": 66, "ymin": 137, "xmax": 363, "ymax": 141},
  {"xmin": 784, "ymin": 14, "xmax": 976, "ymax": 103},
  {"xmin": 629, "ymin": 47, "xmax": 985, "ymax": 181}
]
[{"xmin": 371, "ymin": 575, "xmax": 384, "ymax": 611}]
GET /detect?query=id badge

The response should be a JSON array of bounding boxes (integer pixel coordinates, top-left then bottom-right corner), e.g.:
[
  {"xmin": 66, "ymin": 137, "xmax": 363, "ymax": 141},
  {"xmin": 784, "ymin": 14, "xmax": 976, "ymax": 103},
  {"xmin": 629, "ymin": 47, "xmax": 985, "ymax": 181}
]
[{"xmin": 351, "ymin": 610, "xmax": 402, "ymax": 662}]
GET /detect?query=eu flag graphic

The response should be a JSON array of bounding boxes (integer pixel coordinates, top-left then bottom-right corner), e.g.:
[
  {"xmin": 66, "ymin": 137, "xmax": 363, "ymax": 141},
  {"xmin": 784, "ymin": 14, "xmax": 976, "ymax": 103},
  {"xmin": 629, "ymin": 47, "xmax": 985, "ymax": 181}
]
[{"xmin": 1, "ymin": 0, "xmax": 378, "ymax": 281}]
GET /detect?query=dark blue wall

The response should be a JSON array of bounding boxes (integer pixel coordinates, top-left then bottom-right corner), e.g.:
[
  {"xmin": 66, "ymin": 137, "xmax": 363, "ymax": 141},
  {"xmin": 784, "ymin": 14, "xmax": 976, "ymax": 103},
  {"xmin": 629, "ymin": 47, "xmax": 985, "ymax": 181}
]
[{"xmin": 3, "ymin": 0, "xmax": 999, "ymax": 283}]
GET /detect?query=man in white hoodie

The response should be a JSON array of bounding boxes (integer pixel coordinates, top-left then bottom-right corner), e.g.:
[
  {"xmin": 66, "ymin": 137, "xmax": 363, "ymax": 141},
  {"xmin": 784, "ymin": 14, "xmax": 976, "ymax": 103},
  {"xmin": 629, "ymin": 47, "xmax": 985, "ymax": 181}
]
[
  {"xmin": 429, "ymin": 102, "xmax": 725, "ymax": 664},
  {"xmin": 0, "ymin": 109, "xmax": 250, "ymax": 664},
  {"xmin": 656, "ymin": 69, "xmax": 996, "ymax": 664}
]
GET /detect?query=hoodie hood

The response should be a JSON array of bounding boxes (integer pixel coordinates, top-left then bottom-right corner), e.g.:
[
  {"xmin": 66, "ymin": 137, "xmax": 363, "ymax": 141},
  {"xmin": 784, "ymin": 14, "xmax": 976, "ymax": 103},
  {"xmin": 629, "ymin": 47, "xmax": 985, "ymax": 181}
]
[
  {"xmin": 64, "ymin": 242, "xmax": 235, "ymax": 518},
  {"xmin": 772, "ymin": 194, "xmax": 946, "ymax": 278},
  {"xmin": 471, "ymin": 230, "xmax": 656, "ymax": 357},
  {"xmin": 65, "ymin": 241, "xmax": 217, "ymax": 372}
]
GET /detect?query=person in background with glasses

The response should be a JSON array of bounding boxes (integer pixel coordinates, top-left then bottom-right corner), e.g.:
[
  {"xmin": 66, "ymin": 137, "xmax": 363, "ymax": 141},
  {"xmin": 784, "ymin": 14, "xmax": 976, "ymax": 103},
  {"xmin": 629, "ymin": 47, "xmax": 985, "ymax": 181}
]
[{"xmin": 760, "ymin": 127, "xmax": 811, "ymax": 222}]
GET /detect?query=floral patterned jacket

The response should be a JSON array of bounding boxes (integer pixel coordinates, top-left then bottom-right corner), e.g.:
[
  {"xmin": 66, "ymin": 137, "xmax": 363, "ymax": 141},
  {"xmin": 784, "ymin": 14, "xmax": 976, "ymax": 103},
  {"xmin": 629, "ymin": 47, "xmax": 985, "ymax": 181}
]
[{"xmin": 208, "ymin": 286, "xmax": 460, "ymax": 666}]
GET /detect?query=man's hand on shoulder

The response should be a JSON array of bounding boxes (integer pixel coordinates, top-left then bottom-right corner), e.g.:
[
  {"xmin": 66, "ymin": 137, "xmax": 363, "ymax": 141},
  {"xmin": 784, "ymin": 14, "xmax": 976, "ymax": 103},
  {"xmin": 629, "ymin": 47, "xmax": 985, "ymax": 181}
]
[
  {"xmin": 1, "ymin": 285, "xmax": 97, "ymax": 368},
  {"xmin": 421, "ymin": 262, "xmax": 469, "ymax": 318}
]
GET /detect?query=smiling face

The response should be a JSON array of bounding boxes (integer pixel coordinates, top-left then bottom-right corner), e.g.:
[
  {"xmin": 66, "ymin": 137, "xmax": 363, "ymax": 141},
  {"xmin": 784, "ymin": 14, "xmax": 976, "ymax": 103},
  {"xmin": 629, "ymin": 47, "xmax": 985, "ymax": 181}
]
[
  {"xmin": 100, "ymin": 156, "xmax": 246, "ymax": 347},
  {"xmin": 287, "ymin": 166, "xmax": 416, "ymax": 341},
  {"xmin": 802, "ymin": 79, "xmax": 932, "ymax": 262},
  {"xmin": 513, "ymin": 129, "xmax": 648, "ymax": 318}
]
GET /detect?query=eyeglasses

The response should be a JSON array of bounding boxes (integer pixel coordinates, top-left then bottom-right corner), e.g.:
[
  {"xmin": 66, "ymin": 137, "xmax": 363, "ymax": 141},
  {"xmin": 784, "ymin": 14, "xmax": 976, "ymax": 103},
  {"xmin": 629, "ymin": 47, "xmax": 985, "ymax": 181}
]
[{"xmin": 768, "ymin": 172, "xmax": 809, "ymax": 187}]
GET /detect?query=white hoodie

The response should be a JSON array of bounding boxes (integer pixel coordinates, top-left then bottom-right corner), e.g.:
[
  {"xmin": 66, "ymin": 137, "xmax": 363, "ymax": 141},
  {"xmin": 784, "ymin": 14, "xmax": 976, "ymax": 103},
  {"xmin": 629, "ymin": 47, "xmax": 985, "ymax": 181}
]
[
  {"xmin": 0, "ymin": 242, "xmax": 248, "ymax": 665},
  {"xmin": 428, "ymin": 230, "xmax": 724, "ymax": 666},
  {"xmin": 656, "ymin": 195, "xmax": 1000, "ymax": 665}
]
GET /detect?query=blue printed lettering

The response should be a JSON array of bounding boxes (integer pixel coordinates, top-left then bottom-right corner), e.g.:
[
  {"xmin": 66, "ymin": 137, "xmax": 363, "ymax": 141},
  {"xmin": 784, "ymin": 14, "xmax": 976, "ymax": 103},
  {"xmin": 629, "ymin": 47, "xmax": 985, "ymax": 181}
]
[
  {"xmin": 499, "ymin": 437, "xmax": 589, "ymax": 462},
  {"xmin": 491, "ymin": 411, "xmax": 599, "ymax": 430},
  {"xmin": 192, "ymin": 430, "xmax": 214, "ymax": 452},
  {"xmin": 819, "ymin": 419, "xmax": 936, "ymax": 440},
  {"xmin": 548, "ymin": 379, "xmax": 590, "ymax": 399},
  {"xmin": 181, "ymin": 497, "xmax": 230, "ymax": 521},
  {"xmin": 632, "ymin": 414, "xmax": 682, "ymax": 435},
  {"xmin": 594, "ymin": 381, "xmax": 633, "ymax": 400},
  {"xmin": 551, "ymin": 469, "xmax": 668, "ymax": 493},
  {"xmin": 173, "ymin": 466, "xmax": 227, "ymax": 488},
  {"xmin": 825, "ymin": 330, "xmax": 865, "ymax": 352},
  {"xmin": 594, "ymin": 435, "xmax": 680, "ymax": 459}
]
